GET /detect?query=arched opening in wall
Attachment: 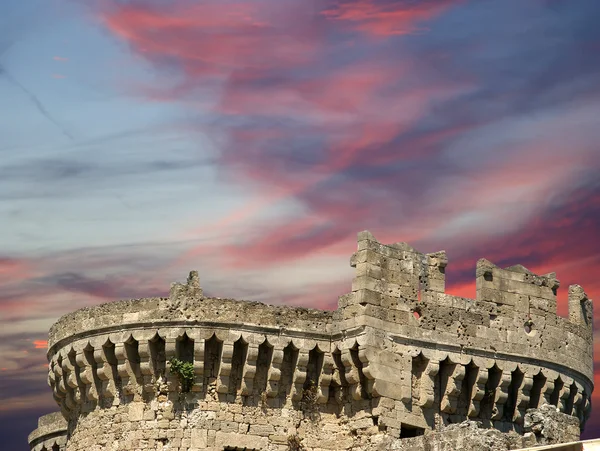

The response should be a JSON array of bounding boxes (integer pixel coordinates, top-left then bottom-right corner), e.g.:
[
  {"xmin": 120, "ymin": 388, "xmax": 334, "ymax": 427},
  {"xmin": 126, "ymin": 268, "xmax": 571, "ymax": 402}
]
[
  {"xmin": 411, "ymin": 353, "xmax": 428, "ymax": 409},
  {"xmin": 68, "ymin": 348, "xmax": 83, "ymax": 401},
  {"xmin": 478, "ymin": 364, "xmax": 501, "ymax": 423},
  {"xmin": 457, "ymin": 361, "xmax": 478, "ymax": 420},
  {"xmin": 54, "ymin": 354, "xmax": 74, "ymax": 404},
  {"xmin": 437, "ymin": 357, "xmax": 455, "ymax": 419},
  {"xmin": 550, "ymin": 376, "xmax": 564, "ymax": 407},
  {"xmin": 83, "ymin": 343, "xmax": 100, "ymax": 403},
  {"xmin": 52, "ymin": 443, "xmax": 60, "ymax": 451},
  {"xmin": 229, "ymin": 337, "xmax": 248, "ymax": 396},
  {"xmin": 149, "ymin": 333, "xmax": 166, "ymax": 378},
  {"xmin": 305, "ymin": 346, "xmax": 324, "ymax": 390},
  {"xmin": 302, "ymin": 346, "xmax": 324, "ymax": 408},
  {"xmin": 125, "ymin": 336, "xmax": 141, "ymax": 386},
  {"xmin": 103, "ymin": 340, "xmax": 120, "ymax": 398},
  {"xmin": 350, "ymin": 343, "xmax": 369, "ymax": 399},
  {"xmin": 253, "ymin": 339, "xmax": 274, "ymax": 397},
  {"xmin": 329, "ymin": 348, "xmax": 347, "ymax": 407},
  {"xmin": 55, "ymin": 354, "xmax": 64, "ymax": 390},
  {"xmin": 528, "ymin": 371, "xmax": 546, "ymax": 409},
  {"xmin": 565, "ymin": 382, "xmax": 577, "ymax": 415},
  {"xmin": 503, "ymin": 367, "xmax": 524, "ymax": 422},
  {"xmin": 204, "ymin": 334, "xmax": 223, "ymax": 389},
  {"xmin": 578, "ymin": 391, "xmax": 589, "ymax": 425},
  {"xmin": 279, "ymin": 342, "xmax": 299, "ymax": 403},
  {"xmin": 176, "ymin": 333, "xmax": 194, "ymax": 363}
]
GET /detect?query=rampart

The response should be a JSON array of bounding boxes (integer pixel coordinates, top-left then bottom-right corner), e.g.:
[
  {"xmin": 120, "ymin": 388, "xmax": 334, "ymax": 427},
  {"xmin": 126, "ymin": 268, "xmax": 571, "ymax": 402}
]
[{"xmin": 37, "ymin": 231, "xmax": 594, "ymax": 450}]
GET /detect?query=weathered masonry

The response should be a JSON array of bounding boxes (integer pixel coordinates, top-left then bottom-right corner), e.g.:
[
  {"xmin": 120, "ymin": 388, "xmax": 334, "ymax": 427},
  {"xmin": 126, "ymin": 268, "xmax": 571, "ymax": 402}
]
[{"xmin": 31, "ymin": 231, "xmax": 594, "ymax": 450}]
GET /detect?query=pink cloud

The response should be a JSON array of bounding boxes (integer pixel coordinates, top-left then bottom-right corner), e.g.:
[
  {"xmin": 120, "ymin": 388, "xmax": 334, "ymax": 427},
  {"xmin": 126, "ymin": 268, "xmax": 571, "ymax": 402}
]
[
  {"xmin": 32, "ymin": 340, "xmax": 47, "ymax": 349},
  {"xmin": 322, "ymin": 0, "xmax": 462, "ymax": 36},
  {"xmin": 0, "ymin": 257, "xmax": 35, "ymax": 284},
  {"xmin": 99, "ymin": 0, "xmax": 326, "ymax": 84}
]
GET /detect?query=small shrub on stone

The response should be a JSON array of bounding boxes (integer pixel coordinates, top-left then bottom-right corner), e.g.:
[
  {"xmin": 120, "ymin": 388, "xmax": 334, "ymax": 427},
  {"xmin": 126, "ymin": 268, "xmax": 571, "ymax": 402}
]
[{"xmin": 168, "ymin": 358, "xmax": 194, "ymax": 392}]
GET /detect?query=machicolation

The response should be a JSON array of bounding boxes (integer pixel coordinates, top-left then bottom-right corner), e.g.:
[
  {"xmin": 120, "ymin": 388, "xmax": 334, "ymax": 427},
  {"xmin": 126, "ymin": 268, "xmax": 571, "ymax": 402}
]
[{"xmin": 30, "ymin": 231, "xmax": 594, "ymax": 450}]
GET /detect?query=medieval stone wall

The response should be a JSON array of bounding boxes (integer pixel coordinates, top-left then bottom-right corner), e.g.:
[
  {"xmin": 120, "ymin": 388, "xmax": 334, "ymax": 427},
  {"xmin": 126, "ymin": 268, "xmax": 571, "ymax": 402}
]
[{"xmin": 34, "ymin": 231, "xmax": 594, "ymax": 450}]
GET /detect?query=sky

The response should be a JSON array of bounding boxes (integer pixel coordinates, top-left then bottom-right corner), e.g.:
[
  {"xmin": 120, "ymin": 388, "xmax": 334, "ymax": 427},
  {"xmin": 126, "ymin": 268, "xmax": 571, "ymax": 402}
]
[{"xmin": 0, "ymin": 0, "xmax": 599, "ymax": 448}]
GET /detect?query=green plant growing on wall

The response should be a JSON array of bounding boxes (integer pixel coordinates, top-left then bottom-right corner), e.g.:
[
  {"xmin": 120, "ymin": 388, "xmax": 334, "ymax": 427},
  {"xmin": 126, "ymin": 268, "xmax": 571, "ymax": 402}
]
[{"xmin": 168, "ymin": 358, "xmax": 195, "ymax": 393}]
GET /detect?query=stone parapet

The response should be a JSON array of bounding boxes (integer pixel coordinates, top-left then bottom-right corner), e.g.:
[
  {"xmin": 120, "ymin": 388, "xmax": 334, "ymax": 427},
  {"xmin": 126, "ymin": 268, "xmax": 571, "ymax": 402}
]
[{"xmin": 48, "ymin": 296, "xmax": 334, "ymax": 351}]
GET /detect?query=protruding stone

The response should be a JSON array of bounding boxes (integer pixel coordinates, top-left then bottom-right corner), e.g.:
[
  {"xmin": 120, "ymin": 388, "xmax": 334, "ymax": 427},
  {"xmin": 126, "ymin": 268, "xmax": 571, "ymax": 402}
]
[
  {"xmin": 505, "ymin": 264, "xmax": 533, "ymax": 274},
  {"xmin": 476, "ymin": 258, "xmax": 497, "ymax": 278},
  {"xmin": 357, "ymin": 230, "xmax": 378, "ymax": 243}
]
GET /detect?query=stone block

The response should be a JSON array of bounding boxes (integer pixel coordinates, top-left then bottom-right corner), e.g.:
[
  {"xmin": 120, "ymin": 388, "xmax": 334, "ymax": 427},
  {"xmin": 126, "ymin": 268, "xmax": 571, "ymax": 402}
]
[
  {"xmin": 350, "ymin": 249, "xmax": 384, "ymax": 267},
  {"xmin": 382, "ymin": 268, "xmax": 413, "ymax": 286},
  {"xmin": 249, "ymin": 423, "xmax": 276, "ymax": 436},
  {"xmin": 356, "ymin": 262, "xmax": 384, "ymax": 279},
  {"xmin": 128, "ymin": 402, "xmax": 144, "ymax": 422},
  {"xmin": 215, "ymin": 431, "xmax": 268, "ymax": 449},
  {"xmin": 352, "ymin": 275, "xmax": 382, "ymax": 292},
  {"xmin": 353, "ymin": 289, "xmax": 382, "ymax": 306}
]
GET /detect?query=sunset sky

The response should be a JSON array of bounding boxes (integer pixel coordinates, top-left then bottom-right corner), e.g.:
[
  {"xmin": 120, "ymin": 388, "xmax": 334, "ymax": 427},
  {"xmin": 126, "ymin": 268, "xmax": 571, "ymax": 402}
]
[{"xmin": 1, "ymin": 0, "xmax": 599, "ymax": 448}]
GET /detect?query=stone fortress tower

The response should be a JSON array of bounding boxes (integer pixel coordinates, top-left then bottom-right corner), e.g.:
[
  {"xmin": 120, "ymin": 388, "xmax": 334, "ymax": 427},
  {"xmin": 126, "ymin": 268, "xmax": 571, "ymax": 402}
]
[{"xmin": 29, "ymin": 231, "xmax": 594, "ymax": 450}]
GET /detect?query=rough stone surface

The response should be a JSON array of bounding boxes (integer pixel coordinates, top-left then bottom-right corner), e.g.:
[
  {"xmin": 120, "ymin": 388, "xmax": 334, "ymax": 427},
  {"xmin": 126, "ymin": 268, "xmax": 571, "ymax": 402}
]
[
  {"xmin": 524, "ymin": 404, "xmax": 582, "ymax": 446},
  {"xmin": 385, "ymin": 420, "xmax": 529, "ymax": 450},
  {"xmin": 31, "ymin": 231, "xmax": 594, "ymax": 450},
  {"xmin": 387, "ymin": 406, "xmax": 581, "ymax": 450}
]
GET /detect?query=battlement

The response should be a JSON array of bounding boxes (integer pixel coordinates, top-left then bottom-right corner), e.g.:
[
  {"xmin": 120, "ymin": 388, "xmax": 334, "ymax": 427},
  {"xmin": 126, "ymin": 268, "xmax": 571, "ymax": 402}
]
[
  {"xmin": 476, "ymin": 258, "xmax": 560, "ymax": 314},
  {"xmin": 342, "ymin": 231, "xmax": 593, "ymax": 379},
  {"xmin": 37, "ymin": 231, "xmax": 594, "ymax": 451}
]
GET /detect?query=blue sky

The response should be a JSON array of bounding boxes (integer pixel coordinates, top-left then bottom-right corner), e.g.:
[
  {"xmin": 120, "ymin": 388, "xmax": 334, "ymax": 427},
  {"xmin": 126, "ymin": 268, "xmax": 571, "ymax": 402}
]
[{"xmin": 1, "ymin": 0, "xmax": 600, "ymax": 448}]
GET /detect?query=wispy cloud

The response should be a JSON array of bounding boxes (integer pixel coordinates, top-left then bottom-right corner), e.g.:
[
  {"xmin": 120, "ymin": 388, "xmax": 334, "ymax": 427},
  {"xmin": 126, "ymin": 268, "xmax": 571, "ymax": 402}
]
[{"xmin": 0, "ymin": 64, "xmax": 74, "ymax": 140}]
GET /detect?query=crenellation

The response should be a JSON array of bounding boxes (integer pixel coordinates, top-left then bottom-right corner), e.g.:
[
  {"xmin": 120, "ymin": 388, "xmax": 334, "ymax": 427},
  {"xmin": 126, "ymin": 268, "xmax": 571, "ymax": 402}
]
[
  {"xmin": 569, "ymin": 284, "xmax": 593, "ymax": 336},
  {"xmin": 476, "ymin": 262, "xmax": 561, "ymax": 318},
  {"xmin": 31, "ymin": 230, "xmax": 594, "ymax": 450}
]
